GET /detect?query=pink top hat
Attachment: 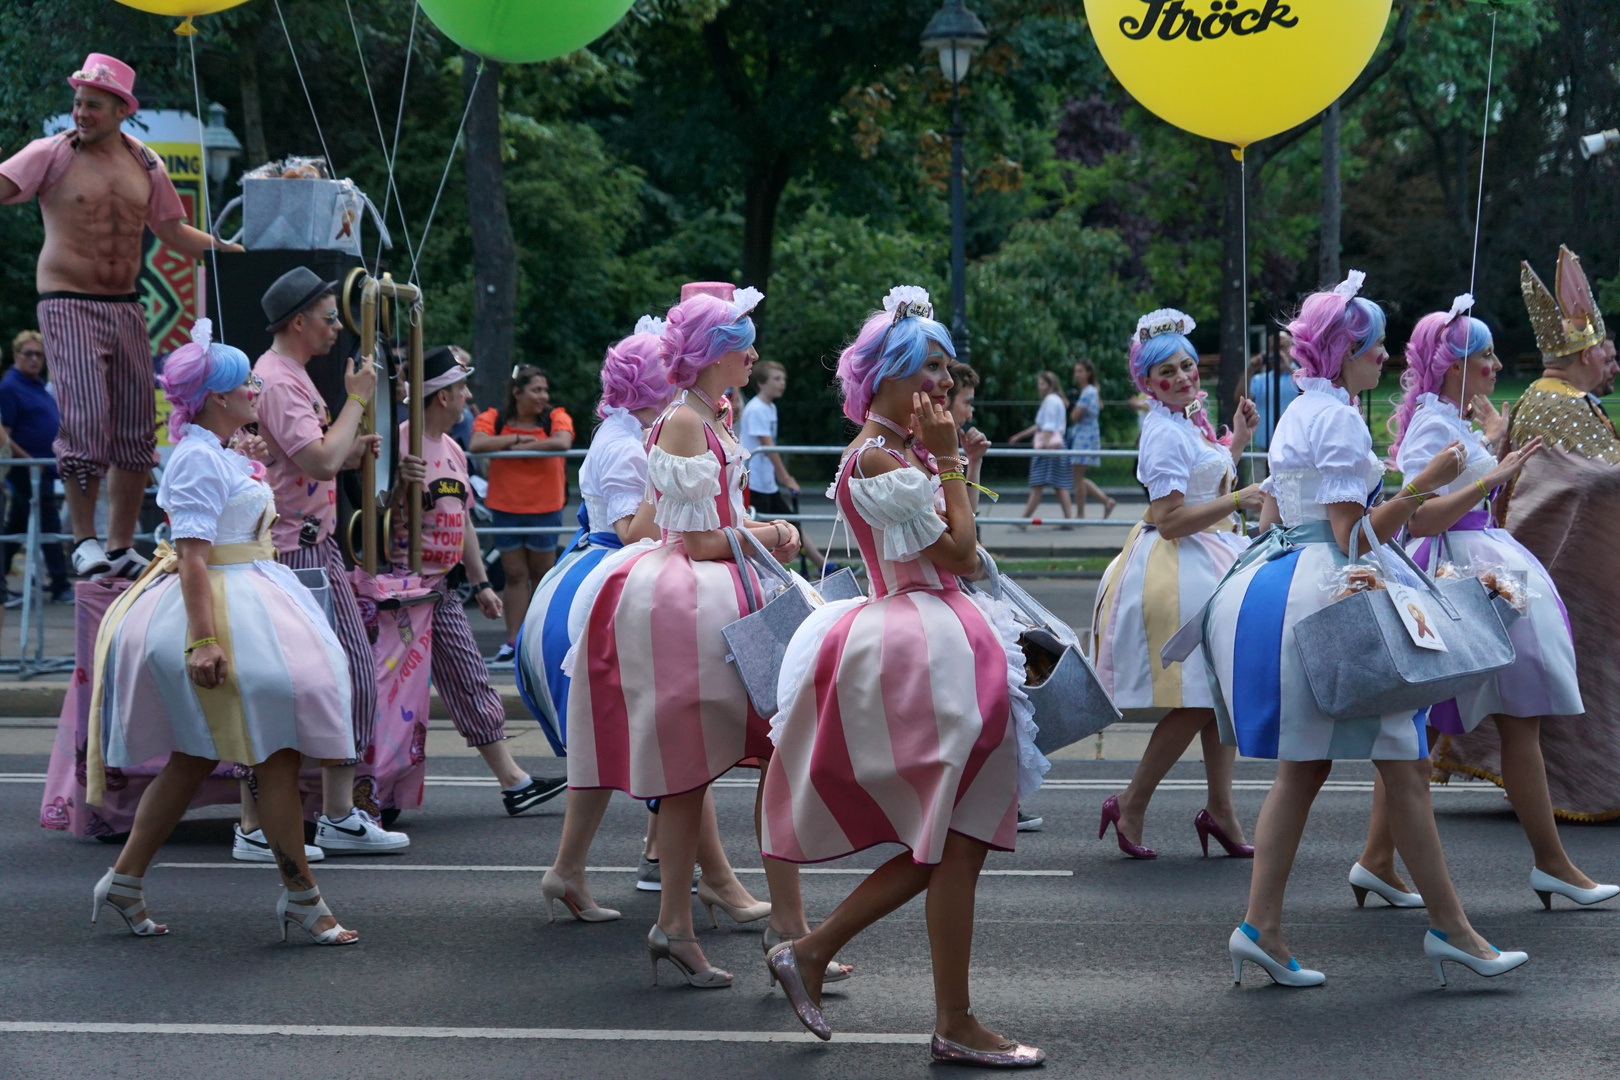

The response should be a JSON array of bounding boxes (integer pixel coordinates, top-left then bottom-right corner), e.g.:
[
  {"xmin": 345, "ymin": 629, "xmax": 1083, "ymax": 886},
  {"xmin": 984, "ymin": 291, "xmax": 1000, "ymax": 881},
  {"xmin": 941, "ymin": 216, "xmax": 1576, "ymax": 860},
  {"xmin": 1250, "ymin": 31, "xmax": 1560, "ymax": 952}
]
[
  {"xmin": 681, "ymin": 281, "xmax": 735, "ymax": 302},
  {"xmin": 67, "ymin": 53, "xmax": 139, "ymax": 114}
]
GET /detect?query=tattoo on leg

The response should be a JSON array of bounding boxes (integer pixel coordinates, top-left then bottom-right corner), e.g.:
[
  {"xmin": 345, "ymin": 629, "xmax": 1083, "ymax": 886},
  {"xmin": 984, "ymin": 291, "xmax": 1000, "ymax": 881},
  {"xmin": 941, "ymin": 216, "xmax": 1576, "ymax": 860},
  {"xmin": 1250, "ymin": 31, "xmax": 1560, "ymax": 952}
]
[{"xmin": 270, "ymin": 843, "xmax": 314, "ymax": 891}]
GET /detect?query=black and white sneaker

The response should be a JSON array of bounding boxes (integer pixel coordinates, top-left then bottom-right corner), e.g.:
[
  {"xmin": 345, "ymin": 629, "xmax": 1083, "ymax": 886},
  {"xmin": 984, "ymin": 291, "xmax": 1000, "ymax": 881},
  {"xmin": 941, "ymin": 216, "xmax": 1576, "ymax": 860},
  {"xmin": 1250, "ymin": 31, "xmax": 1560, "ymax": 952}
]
[
  {"xmin": 315, "ymin": 808, "xmax": 410, "ymax": 853},
  {"xmin": 72, "ymin": 538, "xmax": 111, "ymax": 577},
  {"xmin": 502, "ymin": 774, "xmax": 566, "ymax": 816},
  {"xmin": 100, "ymin": 548, "xmax": 151, "ymax": 581},
  {"xmin": 492, "ymin": 643, "xmax": 516, "ymax": 663},
  {"xmin": 1016, "ymin": 810, "xmax": 1044, "ymax": 832},
  {"xmin": 232, "ymin": 823, "xmax": 326, "ymax": 863}
]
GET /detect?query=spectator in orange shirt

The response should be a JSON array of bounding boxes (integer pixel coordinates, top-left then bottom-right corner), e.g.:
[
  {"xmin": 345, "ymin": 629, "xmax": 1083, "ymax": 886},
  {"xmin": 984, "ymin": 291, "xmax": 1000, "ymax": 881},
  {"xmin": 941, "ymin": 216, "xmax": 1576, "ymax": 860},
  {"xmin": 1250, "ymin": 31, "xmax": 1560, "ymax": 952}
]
[{"xmin": 471, "ymin": 365, "xmax": 575, "ymax": 662}]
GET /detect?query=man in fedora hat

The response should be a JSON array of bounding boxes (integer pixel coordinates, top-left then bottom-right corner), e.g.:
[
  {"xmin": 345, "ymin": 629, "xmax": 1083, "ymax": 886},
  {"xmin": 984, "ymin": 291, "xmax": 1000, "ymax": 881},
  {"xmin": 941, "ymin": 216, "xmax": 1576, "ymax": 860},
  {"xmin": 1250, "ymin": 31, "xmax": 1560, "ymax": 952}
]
[
  {"xmin": 228, "ymin": 266, "xmax": 410, "ymax": 858},
  {"xmin": 0, "ymin": 52, "xmax": 242, "ymax": 580}
]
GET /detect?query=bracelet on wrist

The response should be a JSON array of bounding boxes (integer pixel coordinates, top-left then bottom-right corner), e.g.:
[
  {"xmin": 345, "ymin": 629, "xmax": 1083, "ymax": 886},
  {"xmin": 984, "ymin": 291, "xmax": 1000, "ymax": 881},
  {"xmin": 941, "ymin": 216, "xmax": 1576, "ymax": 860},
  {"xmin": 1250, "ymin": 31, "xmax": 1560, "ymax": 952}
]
[
  {"xmin": 1232, "ymin": 491, "xmax": 1242, "ymax": 512},
  {"xmin": 185, "ymin": 636, "xmax": 218, "ymax": 655},
  {"xmin": 1403, "ymin": 482, "xmax": 1429, "ymax": 506},
  {"xmin": 347, "ymin": 392, "xmax": 367, "ymax": 407},
  {"xmin": 1475, "ymin": 479, "xmax": 1491, "ymax": 500},
  {"xmin": 473, "ymin": 581, "xmax": 494, "ymax": 594}
]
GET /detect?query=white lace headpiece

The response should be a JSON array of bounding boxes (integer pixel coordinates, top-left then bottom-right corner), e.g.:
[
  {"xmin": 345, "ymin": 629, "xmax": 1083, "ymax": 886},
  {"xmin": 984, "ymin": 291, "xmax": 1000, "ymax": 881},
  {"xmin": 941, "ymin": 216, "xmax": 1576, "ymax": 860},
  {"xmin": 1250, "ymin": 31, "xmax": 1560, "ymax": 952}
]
[
  {"xmin": 635, "ymin": 314, "xmax": 668, "ymax": 338},
  {"xmin": 1444, "ymin": 293, "xmax": 1474, "ymax": 326},
  {"xmin": 1332, "ymin": 269, "xmax": 1367, "ymax": 300},
  {"xmin": 882, "ymin": 285, "xmax": 933, "ymax": 321},
  {"xmin": 730, "ymin": 287, "xmax": 764, "ymax": 319},
  {"xmin": 1134, "ymin": 308, "xmax": 1195, "ymax": 343},
  {"xmin": 189, "ymin": 317, "xmax": 214, "ymax": 350}
]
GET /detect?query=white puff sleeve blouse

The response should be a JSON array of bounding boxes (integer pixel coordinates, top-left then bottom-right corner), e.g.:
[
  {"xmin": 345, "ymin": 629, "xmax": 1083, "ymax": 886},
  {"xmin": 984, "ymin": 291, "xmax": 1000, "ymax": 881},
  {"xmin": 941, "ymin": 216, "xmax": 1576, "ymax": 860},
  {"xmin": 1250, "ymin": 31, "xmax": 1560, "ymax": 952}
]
[
  {"xmin": 647, "ymin": 445, "xmax": 723, "ymax": 532},
  {"xmin": 849, "ymin": 465, "xmax": 948, "ymax": 562}
]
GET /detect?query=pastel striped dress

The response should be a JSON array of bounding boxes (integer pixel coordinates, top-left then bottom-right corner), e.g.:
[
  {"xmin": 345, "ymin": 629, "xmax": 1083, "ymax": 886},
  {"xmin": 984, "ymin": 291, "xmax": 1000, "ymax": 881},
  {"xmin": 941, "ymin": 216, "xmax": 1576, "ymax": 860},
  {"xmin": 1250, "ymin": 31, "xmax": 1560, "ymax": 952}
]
[
  {"xmin": 563, "ymin": 398, "xmax": 771, "ymax": 799},
  {"xmin": 1397, "ymin": 395, "xmax": 1582, "ymax": 732},
  {"xmin": 1200, "ymin": 379, "xmax": 1429, "ymax": 762},
  {"xmin": 515, "ymin": 407, "xmax": 648, "ymax": 755},
  {"xmin": 760, "ymin": 442, "xmax": 1031, "ymax": 865},
  {"xmin": 87, "ymin": 426, "xmax": 353, "ymax": 805},
  {"xmin": 1091, "ymin": 398, "xmax": 1247, "ymax": 720}
]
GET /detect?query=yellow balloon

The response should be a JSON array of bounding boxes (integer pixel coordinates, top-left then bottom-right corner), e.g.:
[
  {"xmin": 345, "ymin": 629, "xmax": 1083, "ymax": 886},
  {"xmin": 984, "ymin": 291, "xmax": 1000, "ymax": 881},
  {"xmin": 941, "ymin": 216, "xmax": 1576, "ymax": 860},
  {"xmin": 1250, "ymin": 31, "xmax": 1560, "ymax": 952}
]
[
  {"xmin": 1084, "ymin": 0, "xmax": 1393, "ymax": 147},
  {"xmin": 111, "ymin": 0, "xmax": 251, "ymax": 34}
]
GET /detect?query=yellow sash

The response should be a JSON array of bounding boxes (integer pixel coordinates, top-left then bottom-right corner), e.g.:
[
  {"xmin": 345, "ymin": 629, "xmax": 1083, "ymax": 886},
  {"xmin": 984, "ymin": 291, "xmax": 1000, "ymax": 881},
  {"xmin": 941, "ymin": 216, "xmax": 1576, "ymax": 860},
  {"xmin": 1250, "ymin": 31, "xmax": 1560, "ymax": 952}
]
[{"xmin": 85, "ymin": 522, "xmax": 275, "ymax": 806}]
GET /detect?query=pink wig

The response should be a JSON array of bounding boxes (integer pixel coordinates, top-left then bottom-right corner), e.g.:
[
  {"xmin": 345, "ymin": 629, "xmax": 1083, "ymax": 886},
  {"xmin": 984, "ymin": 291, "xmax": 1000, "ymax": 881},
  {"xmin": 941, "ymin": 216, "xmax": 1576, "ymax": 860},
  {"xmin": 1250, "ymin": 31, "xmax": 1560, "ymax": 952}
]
[
  {"xmin": 598, "ymin": 332, "xmax": 670, "ymax": 418},
  {"xmin": 1286, "ymin": 291, "xmax": 1387, "ymax": 385},
  {"xmin": 660, "ymin": 294, "xmax": 756, "ymax": 390},
  {"xmin": 157, "ymin": 336, "xmax": 250, "ymax": 442},
  {"xmin": 1387, "ymin": 311, "xmax": 1493, "ymax": 457}
]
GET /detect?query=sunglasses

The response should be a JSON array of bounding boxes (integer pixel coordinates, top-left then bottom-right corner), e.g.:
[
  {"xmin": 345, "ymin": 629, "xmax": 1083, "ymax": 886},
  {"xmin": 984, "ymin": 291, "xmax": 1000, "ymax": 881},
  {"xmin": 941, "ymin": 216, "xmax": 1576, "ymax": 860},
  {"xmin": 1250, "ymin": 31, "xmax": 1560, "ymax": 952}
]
[{"xmin": 303, "ymin": 309, "xmax": 341, "ymax": 328}]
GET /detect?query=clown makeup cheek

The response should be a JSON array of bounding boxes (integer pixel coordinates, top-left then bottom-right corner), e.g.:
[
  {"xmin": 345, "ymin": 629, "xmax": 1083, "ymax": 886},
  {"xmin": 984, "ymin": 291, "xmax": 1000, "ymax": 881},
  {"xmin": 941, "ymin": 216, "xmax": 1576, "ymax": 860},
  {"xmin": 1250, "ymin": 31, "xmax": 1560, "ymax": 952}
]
[
  {"xmin": 921, "ymin": 380, "xmax": 935, "ymax": 392},
  {"xmin": 1159, "ymin": 380, "xmax": 1172, "ymax": 391}
]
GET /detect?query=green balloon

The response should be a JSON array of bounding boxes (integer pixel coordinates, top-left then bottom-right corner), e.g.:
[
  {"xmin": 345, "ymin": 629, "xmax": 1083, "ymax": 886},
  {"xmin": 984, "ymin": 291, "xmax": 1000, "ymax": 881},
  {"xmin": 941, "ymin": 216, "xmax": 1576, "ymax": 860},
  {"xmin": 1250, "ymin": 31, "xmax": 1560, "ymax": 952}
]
[{"xmin": 418, "ymin": 0, "xmax": 636, "ymax": 64}]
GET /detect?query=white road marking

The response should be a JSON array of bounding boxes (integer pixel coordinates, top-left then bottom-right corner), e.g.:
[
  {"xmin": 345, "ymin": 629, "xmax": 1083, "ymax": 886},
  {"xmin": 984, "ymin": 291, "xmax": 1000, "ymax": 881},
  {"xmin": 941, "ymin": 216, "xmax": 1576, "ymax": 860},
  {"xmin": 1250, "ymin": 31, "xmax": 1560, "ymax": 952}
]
[
  {"xmin": 153, "ymin": 863, "xmax": 1072, "ymax": 876},
  {"xmin": 0, "ymin": 1021, "xmax": 927, "ymax": 1044}
]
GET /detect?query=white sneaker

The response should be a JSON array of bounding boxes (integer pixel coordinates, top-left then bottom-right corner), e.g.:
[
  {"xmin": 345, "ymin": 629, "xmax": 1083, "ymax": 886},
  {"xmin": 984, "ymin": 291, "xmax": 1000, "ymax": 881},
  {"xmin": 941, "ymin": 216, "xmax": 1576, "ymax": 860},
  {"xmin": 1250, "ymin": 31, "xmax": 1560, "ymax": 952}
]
[
  {"xmin": 232, "ymin": 823, "xmax": 326, "ymax": 863},
  {"xmin": 100, "ymin": 547, "xmax": 151, "ymax": 581},
  {"xmin": 72, "ymin": 538, "xmax": 111, "ymax": 577},
  {"xmin": 316, "ymin": 808, "xmax": 410, "ymax": 853}
]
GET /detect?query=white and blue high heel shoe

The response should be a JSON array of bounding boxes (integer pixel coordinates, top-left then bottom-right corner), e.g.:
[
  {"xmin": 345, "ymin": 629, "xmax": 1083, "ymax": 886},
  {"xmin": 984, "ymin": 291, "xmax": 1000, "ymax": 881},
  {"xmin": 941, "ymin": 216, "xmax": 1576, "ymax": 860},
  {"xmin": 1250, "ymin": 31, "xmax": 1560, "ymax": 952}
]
[
  {"xmin": 1423, "ymin": 929, "xmax": 1527, "ymax": 986},
  {"xmin": 1530, "ymin": 868, "xmax": 1620, "ymax": 910},
  {"xmin": 1229, "ymin": 923, "xmax": 1325, "ymax": 987}
]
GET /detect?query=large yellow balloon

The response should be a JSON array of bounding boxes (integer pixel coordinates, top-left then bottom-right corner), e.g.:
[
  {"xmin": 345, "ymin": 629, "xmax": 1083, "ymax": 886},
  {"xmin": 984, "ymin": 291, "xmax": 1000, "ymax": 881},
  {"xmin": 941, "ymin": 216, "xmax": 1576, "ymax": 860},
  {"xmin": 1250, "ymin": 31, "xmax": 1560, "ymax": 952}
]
[
  {"xmin": 111, "ymin": 0, "xmax": 250, "ymax": 33},
  {"xmin": 1084, "ymin": 0, "xmax": 1393, "ymax": 147}
]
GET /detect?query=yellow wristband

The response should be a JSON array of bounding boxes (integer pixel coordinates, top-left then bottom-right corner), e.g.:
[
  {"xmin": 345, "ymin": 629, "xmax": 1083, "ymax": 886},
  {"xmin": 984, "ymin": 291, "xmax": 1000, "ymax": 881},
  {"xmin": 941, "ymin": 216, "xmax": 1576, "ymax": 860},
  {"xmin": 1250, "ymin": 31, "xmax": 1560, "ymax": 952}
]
[
  {"xmin": 1475, "ymin": 479, "xmax": 1490, "ymax": 500},
  {"xmin": 185, "ymin": 636, "xmax": 218, "ymax": 655},
  {"xmin": 1404, "ymin": 482, "xmax": 1428, "ymax": 506},
  {"xmin": 347, "ymin": 393, "xmax": 367, "ymax": 407},
  {"xmin": 1232, "ymin": 491, "xmax": 1242, "ymax": 512}
]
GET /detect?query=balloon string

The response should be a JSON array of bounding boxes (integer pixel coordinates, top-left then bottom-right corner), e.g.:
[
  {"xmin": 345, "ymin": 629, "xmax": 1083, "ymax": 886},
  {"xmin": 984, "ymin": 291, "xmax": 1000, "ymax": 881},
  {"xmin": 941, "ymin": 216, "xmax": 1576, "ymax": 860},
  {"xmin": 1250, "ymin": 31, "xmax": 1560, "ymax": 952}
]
[
  {"xmin": 344, "ymin": 0, "xmax": 418, "ymax": 278},
  {"xmin": 185, "ymin": 29, "xmax": 224, "ymax": 342},
  {"xmin": 1463, "ymin": 10, "xmax": 1498, "ymax": 424},
  {"xmin": 412, "ymin": 61, "xmax": 484, "ymax": 287},
  {"xmin": 1241, "ymin": 152, "xmax": 1250, "ymax": 428},
  {"xmin": 273, "ymin": 0, "xmax": 337, "ymax": 179},
  {"xmin": 376, "ymin": 2, "xmax": 421, "ymax": 272}
]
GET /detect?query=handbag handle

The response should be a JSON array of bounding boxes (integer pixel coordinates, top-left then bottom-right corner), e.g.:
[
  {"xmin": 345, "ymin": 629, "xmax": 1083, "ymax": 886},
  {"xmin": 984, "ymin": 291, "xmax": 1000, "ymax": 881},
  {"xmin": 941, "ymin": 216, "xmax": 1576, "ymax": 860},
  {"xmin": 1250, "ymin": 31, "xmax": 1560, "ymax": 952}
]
[
  {"xmin": 211, "ymin": 194, "xmax": 245, "ymax": 246},
  {"xmin": 735, "ymin": 524, "xmax": 798, "ymax": 589},
  {"xmin": 1347, "ymin": 515, "xmax": 1461, "ymax": 621},
  {"xmin": 723, "ymin": 527, "xmax": 761, "ymax": 614}
]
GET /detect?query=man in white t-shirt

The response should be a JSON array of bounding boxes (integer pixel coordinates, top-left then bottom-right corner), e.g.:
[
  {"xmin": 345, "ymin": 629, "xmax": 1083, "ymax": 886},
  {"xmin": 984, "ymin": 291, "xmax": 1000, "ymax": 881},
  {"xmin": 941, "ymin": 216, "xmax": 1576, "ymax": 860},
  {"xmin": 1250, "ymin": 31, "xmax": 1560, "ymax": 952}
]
[{"xmin": 739, "ymin": 361, "xmax": 830, "ymax": 571}]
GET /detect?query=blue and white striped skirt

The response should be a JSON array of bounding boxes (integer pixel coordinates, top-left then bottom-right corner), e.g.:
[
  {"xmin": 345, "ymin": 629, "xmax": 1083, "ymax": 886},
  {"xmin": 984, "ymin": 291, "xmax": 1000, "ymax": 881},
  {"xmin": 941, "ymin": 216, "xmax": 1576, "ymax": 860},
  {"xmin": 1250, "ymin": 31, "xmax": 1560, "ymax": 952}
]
[
  {"xmin": 515, "ymin": 535, "xmax": 621, "ymax": 755},
  {"xmin": 1202, "ymin": 535, "xmax": 1429, "ymax": 762}
]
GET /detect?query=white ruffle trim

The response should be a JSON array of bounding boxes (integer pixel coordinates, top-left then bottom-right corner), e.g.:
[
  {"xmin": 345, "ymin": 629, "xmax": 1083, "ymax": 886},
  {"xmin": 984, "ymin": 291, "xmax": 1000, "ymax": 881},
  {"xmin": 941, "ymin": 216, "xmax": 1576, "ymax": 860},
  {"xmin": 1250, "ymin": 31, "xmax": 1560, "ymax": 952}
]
[
  {"xmin": 964, "ymin": 590, "xmax": 1050, "ymax": 800},
  {"xmin": 1315, "ymin": 470, "xmax": 1372, "ymax": 506},
  {"xmin": 770, "ymin": 597, "xmax": 866, "ymax": 745},
  {"xmin": 602, "ymin": 491, "xmax": 644, "ymax": 528},
  {"xmin": 559, "ymin": 538, "xmax": 661, "ymax": 678},
  {"xmin": 848, "ymin": 469, "xmax": 947, "ymax": 562},
  {"xmin": 648, "ymin": 446, "xmax": 722, "ymax": 532}
]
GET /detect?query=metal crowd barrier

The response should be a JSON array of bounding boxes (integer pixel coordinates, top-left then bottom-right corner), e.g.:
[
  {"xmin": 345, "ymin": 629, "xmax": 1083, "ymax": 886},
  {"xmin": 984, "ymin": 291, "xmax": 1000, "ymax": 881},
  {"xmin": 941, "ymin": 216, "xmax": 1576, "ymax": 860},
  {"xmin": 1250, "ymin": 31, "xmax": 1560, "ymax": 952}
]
[{"xmin": 0, "ymin": 443, "xmax": 1267, "ymax": 677}]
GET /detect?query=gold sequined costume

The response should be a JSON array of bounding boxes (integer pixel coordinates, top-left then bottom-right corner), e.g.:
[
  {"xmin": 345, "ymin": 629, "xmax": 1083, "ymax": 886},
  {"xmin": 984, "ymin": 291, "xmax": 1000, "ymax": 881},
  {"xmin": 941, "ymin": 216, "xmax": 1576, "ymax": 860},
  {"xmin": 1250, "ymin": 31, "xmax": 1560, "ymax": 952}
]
[{"xmin": 1432, "ymin": 246, "xmax": 1620, "ymax": 819}]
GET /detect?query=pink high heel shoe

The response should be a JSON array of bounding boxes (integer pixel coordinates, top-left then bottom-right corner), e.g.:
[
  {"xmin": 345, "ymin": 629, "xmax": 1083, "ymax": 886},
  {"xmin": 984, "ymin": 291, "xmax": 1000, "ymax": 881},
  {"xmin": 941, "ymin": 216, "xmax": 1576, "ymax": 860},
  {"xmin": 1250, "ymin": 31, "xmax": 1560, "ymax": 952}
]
[
  {"xmin": 1194, "ymin": 809, "xmax": 1254, "ymax": 858},
  {"xmin": 1098, "ymin": 795, "xmax": 1156, "ymax": 860}
]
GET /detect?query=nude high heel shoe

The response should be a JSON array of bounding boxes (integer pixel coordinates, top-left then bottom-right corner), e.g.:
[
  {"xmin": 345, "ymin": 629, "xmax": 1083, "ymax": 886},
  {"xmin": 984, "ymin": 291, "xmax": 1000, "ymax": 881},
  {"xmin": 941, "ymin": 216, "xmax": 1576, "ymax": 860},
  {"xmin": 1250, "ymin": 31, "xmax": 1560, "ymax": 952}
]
[
  {"xmin": 91, "ymin": 868, "xmax": 167, "ymax": 937},
  {"xmin": 541, "ymin": 869, "xmax": 621, "ymax": 923},
  {"xmin": 647, "ymin": 925, "xmax": 732, "ymax": 989},
  {"xmin": 696, "ymin": 876, "xmax": 770, "ymax": 928}
]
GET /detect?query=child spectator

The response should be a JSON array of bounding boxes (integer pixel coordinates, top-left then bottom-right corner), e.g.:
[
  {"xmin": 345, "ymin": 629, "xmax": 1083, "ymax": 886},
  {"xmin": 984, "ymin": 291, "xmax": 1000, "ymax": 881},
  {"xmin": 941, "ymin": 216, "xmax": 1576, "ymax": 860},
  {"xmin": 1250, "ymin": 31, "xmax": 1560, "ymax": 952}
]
[
  {"xmin": 739, "ymin": 360, "xmax": 830, "ymax": 571},
  {"xmin": 471, "ymin": 365, "xmax": 574, "ymax": 662}
]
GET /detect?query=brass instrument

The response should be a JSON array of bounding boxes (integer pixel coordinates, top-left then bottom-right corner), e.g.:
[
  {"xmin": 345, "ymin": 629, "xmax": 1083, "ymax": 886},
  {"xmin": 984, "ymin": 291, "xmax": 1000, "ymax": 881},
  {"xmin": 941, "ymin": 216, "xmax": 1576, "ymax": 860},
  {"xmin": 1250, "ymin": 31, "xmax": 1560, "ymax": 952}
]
[{"xmin": 340, "ymin": 267, "xmax": 424, "ymax": 574}]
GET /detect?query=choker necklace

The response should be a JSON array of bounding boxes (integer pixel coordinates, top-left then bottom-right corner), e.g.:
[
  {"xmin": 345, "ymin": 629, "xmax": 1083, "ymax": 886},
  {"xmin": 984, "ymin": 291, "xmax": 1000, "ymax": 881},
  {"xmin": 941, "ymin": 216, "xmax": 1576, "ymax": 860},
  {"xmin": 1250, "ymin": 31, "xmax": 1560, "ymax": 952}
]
[
  {"xmin": 866, "ymin": 411, "xmax": 913, "ymax": 445},
  {"xmin": 686, "ymin": 384, "xmax": 728, "ymax": 420}
]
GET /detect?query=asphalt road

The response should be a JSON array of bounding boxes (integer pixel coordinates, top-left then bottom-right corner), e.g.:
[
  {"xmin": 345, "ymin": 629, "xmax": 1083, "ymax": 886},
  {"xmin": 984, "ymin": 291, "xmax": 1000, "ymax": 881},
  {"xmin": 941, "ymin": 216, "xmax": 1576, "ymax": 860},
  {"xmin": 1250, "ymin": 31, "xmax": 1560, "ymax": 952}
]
[{"xmin": 4, "ymin": 576, "xmax": 1620, "ymax": 1078}]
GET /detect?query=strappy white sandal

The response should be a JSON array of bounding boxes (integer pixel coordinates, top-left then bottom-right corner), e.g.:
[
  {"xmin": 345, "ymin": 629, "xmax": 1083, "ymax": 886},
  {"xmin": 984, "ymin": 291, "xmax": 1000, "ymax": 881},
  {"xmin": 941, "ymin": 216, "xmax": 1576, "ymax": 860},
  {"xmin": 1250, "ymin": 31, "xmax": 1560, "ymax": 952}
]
[
  {"xmin": 91, "ymin": 868, "xmax": 167, "ymax": 936},
  {"xmin": 276, "ymin": 886, "xmax": 358, "ymax": 945}
]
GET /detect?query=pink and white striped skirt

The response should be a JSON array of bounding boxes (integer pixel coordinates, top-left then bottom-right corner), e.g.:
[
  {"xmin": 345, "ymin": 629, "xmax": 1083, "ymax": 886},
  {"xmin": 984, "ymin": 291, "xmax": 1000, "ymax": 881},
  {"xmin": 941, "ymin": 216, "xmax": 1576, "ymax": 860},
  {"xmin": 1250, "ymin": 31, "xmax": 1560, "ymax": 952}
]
[
  {"xmin": 564, "ymin": 540, "xmax": 772, "ymax": 799},
  {"xmin": 760, "ymin": 586, "xmax": 1022, "ymax": 865}
]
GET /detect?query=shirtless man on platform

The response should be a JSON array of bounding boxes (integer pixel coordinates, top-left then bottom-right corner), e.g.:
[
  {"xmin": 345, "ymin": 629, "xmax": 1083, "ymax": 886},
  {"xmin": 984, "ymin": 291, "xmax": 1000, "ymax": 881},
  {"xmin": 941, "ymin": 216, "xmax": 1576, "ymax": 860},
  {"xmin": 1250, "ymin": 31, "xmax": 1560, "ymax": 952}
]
[{"xmin": 0, "ymin": 53, "xmax": 240, "ymax": 580}]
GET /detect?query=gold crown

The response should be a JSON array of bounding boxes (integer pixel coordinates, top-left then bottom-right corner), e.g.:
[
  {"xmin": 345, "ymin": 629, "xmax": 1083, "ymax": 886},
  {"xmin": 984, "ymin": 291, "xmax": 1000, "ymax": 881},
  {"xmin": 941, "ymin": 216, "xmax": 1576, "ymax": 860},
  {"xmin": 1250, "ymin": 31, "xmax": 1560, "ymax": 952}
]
[{"xmin": 1521, "ymin": 245, "xmax": 1606, "ymax": 358}]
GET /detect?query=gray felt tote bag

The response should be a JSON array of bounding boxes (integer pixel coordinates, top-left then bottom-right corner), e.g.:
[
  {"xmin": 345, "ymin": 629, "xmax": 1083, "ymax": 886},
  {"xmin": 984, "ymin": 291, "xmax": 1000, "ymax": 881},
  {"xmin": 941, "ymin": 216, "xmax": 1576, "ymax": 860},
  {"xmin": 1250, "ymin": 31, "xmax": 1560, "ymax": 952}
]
[{"xmin": 1291, "ymin": 517, "xmax": 1519, "ymax": 721}]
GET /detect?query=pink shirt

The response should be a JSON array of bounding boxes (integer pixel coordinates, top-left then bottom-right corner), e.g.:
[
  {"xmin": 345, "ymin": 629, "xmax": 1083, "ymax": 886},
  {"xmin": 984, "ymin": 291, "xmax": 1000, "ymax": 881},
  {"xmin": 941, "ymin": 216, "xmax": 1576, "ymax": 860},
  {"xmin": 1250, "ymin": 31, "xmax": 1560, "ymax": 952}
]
[
  {"xmin": 392, "ymin": 426, "xmax": 471, "ymax": 577},
  {"xmin": 0, "ymin": 132, "xmax": 186, "ymax": 225},
  {"xmin": 253, "ymin": 350, "xmax": 336, "ymax": 553}
]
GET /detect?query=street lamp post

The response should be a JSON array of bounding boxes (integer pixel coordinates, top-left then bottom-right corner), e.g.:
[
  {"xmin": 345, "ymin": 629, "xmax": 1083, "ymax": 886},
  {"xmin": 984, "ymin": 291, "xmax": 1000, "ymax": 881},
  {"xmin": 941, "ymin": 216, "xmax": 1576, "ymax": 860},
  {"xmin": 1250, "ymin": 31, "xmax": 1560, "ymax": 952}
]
[
  {"xmin": 921, "ymin": 0, "xmax": 987, "ymax": 360},
  {"xmin": 201, "ymin": 101, "xmax": 242, "ymax": 218}
]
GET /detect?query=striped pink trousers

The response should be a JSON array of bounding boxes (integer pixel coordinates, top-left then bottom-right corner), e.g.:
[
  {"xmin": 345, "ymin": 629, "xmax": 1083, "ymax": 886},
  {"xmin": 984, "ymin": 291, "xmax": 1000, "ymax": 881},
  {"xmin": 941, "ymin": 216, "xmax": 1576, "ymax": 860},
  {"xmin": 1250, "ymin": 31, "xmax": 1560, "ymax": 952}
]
[
  {"xmin": 278, "ymin": 537, "xmax": 376, "ymax": 756},
  {"xmin": 36, "ymin": 295, "xmax": 157, "ymax": 489},
  {"xmin": 429, "ymin": 582, "xmax": 506, "ymax": 746}
]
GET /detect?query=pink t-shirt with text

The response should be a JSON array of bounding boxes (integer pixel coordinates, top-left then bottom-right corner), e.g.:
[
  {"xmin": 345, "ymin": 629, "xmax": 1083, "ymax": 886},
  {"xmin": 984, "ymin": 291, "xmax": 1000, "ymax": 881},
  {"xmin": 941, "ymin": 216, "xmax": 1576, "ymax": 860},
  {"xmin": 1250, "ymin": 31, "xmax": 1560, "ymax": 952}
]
[
  {"xmin": 253, "ymin": 350, "xmax": 337, "ymax": 553},
  {"xmin": 0, "ymin": 132, "xmax": 186, "ymax": 225},
  {"xmin": 392, "ymin": 425, "xmax": 471, "ymax": 577}
]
